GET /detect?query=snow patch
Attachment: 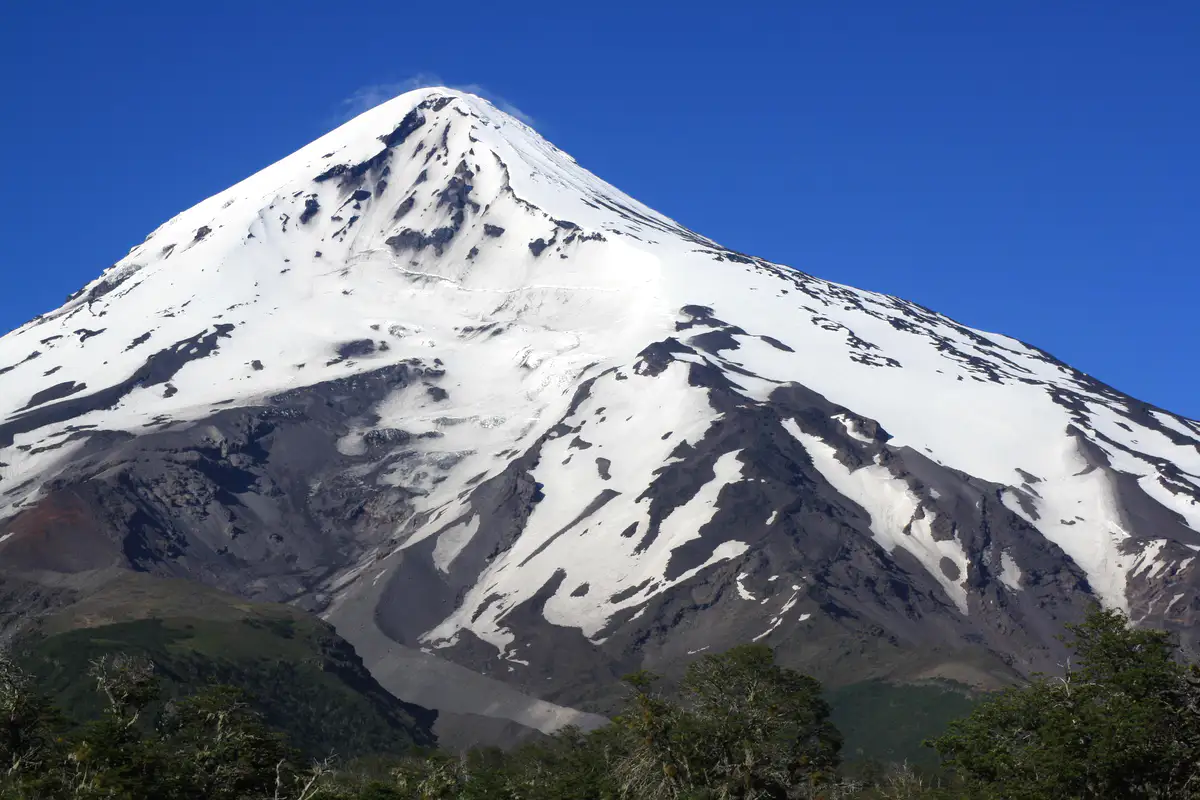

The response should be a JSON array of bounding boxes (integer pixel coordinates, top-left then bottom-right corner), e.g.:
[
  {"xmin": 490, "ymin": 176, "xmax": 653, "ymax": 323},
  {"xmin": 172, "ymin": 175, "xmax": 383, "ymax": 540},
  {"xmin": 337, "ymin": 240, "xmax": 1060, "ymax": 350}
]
[
  {"xmin": 753, "ymin": 588, "xmax": 802, "ymax": 641},
  {"xmin": 422, "ymin": 420, "xmax": 750, "ymax": 652},
  {"xmin": 785, "ymin": 419, "xmax": 970, "ymax": 613},
  {"xmin": 999, "ymin": 551, "xmax": 1023, "ymax": 592},
  {"xmin": 432, "ymin": 514, "xmax": 480, "ymax": 572},
  {"xmin": 833, "ymin": 413, "xmax": 874, "ymax": 443}
]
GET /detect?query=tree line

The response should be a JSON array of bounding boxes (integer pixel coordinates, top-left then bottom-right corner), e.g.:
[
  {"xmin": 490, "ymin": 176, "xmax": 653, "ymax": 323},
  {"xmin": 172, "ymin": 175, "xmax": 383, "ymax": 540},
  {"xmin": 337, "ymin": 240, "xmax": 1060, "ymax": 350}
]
[{"xmin": 3, "ymin": 606, "xmax": 1200, "ymax": 799}]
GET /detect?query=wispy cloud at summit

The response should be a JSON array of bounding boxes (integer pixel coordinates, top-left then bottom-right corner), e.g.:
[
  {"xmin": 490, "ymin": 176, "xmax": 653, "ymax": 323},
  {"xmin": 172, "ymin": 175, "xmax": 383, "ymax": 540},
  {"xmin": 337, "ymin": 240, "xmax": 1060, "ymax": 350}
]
[{"xmin": 336, "ymin": 74, "xmax": 535, "ymax": 126}]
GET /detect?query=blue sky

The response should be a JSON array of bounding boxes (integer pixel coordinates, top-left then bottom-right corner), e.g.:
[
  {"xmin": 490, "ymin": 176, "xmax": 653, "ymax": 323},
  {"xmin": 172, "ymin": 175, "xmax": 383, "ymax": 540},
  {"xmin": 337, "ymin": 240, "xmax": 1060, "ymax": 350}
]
[{"xmin": 1, "ymin": 2, "xmax": 1197, "ymax": 417}]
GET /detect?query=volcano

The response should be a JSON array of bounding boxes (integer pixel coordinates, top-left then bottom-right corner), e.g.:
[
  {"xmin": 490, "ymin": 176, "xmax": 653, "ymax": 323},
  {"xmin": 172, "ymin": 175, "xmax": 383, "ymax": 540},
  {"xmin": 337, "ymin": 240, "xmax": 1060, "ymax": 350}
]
[{"xmin": 2, "ymin": 88, "xmax": 1198, "ymax": 734}]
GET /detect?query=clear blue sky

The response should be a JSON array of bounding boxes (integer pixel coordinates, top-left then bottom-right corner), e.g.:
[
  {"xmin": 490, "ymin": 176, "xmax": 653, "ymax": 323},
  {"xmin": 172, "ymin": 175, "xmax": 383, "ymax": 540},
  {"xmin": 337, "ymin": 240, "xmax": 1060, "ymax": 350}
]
[{"xmin": 1, "ymin": 2, "xmax": 1196, "ymax": 418}]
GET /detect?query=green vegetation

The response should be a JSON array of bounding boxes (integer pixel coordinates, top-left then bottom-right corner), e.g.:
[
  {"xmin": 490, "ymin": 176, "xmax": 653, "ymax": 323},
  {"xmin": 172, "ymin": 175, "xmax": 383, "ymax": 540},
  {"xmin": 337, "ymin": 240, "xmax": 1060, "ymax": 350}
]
[
  {"xmin": 13, "ymin": 574, "xmax": 434, "ymax": 760},
  {"xmin": 828, "ymin": 680, "xmax": 979, "ymax": 771},
  {"xmin": 4, "ymin": 599, "xmax": 1198, "ymax": 798},
  {"xmin": 932, "ymin": 607, "xmax": 1200, "ymax": 798}
]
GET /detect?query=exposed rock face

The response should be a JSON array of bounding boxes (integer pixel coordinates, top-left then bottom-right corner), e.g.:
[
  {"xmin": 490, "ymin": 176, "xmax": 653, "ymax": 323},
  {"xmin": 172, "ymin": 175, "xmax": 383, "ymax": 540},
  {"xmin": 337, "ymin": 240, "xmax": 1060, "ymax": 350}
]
[{"xmin": 2, "ymin": 88, "xmax": 1198, "ymax": 734}]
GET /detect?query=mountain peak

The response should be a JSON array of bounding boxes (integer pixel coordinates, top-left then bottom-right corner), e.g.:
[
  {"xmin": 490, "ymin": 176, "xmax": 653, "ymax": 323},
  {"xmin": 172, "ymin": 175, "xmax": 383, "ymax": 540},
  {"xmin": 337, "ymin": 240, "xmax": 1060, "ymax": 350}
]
[{"xmin": 2, "ymin": 88, "xmax": 1199, "ymax": 734}]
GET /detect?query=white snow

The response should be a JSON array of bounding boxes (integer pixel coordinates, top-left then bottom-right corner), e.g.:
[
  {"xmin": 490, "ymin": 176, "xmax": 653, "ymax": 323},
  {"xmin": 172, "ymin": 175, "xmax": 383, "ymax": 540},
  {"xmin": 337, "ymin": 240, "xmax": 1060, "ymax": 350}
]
[
  {"xmin": 833, "ymin": 413, "xmax": 874, "ymax": 443},
  {"xmin": 753, "ymin": 587, "xmax": 803, "ymax": 641},
  {"xmin": 422, "ymin": 422, "xmax": 750, "ymax": 650},
  {"xmin": 2, "ymin": 85, "xmax": 1198, "ymax": 648},
  {"xmin": 432, "ymin": 514, "xmax": 480, "ymax": 572},
  {"xmin": 999, "ymin": 551, "xmax": 1023, "ymax": 592},
  {"xmin": 785, "ymin": 419, "xmax": 970, "ymax": 613}
]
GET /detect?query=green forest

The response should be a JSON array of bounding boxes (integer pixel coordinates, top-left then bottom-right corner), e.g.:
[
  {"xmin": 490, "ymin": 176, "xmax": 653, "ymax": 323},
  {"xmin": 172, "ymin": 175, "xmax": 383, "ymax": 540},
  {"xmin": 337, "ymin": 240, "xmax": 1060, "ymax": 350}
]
[{"xmin": 3, "ymin": 606, "xmax": 1199, "ymax": 799}]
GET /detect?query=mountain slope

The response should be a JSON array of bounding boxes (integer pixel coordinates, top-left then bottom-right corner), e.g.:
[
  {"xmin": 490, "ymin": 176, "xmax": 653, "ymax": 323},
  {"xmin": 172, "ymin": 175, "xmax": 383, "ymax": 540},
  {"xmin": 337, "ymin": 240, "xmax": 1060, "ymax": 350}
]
[
  {"xmin": 2, "ymin": 88, "xmax": 1198, "ymax": 730},
  {"xmin": 14, "ymin": 572, "xmax": 437, "ymax": 757}
]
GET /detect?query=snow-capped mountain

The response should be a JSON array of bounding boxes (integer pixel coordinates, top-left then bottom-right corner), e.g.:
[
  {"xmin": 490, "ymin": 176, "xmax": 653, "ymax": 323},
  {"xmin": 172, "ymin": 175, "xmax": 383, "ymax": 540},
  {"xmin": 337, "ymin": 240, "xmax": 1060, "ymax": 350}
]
[{"xmin": 3, "ymin": 88, "xmax": 1199, "ymax": 731}]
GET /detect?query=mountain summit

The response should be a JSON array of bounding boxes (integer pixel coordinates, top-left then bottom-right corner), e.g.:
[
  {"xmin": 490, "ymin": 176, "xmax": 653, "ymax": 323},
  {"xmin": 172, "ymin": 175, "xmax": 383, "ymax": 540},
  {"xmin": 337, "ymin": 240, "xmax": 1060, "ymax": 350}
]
[{"xmin": 2, "ymin": 88, "xmax": 1198, "ymax": 731}]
